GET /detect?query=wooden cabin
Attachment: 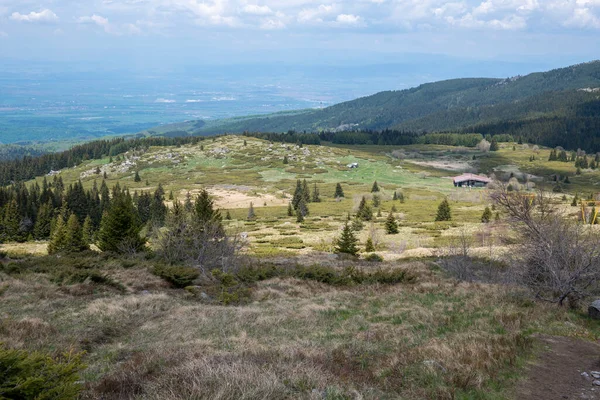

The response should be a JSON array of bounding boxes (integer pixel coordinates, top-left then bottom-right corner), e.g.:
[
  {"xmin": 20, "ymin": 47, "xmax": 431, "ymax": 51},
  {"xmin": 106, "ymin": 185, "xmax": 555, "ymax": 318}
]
[{"xmin": 453, "ymin": 173, "xmax": 491, "ymax": 188}]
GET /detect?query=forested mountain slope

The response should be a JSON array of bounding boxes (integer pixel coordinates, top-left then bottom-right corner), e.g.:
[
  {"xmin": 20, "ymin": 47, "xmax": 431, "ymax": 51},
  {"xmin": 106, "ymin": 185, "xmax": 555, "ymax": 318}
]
[{"xmin": 175, "ymin": 61, "xmax": 600, "ymax": 135}]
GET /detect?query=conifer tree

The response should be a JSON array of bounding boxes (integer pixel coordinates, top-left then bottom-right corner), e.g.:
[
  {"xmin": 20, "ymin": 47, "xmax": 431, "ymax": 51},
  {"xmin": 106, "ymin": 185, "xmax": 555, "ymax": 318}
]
[
  {"xmin": 134, "ymin": 171, "xmax": 141, "ymax": 182},
  {"xmin": 184, "ymin": 192, "xmax": 193, "ymax": 212},
  {"xmin": 97, "ymin": 191, "xmax": 146, "ymax": 253},
  {"xmin": 47, "ymin": 213, "xmax": 67, "ymax": 255},
  {"xmin": 194, "ymin": 189, "xmax": 221, "ymax": 225},
  {"xmin": 247, "ymin": 202, "xmax": 256, "ymax": 220},
  {"xmin": 2, "ymin": 199, "xmax": 21, "ymax": 242},
  {"xmin": 572, "ymin": 193, "xmax": 579, "ymax": 207},
  {"xmin": 283, "ymin": 155, "xmax": 289, "ymax": 164},
  {"xmin": 302, "ymin": 179, "xmax": 310, "ymax": 203},
  {"xmin": 398, "ymin": 192, "xmax": 405, "ymax": 203},
  {"xmin": 371, "ymin": 181, "xmax": 380, "ymax": 192},
  {"xmin": 292, "ymin": 180, "xmax": 303, "ymax": 209},
  {"xmin": 64, "ymin": 214, "xmax": 88, "ymax": 252},
  {"xmin": 481, "ymin": 206, "xmax": 492, "ymax": 223},
  {"xmin": 33, "ymin": 201, "xmax": 53, "ymax": 240},
  {"xmin": 372, "ymin": 195, "xmax": 380, "ymax": 208},
  {"xmin": 385, "ymin": 211, "xmax": 399, "ymax": 234},
  {"xmin": 334, "ymin": 183, "xmax": 345, "ymax": 198},
  {"xmin": 150, "ymin": 189, "xmax": 168, "ymax": 226},
  {"xmin": 365, "ymin": 237, "xmax": 375, "ymax": 252},
  {"xmin": 82, "ymin": 215, "xmax": 94, "ymax": 245},
  {"xmin": 296, "ymin": 209, "xmax": 304, "ymax": 223},
  {"xmin": 335, "ymin": 222, "xmax": 359, "ymax": 256},
  {"xmin": 435, "ymin": 199, "xmax": 452, "ymax": 221},
  {"xmin": 357, "ymin": 196, "xmax": 373, "ymax": 221},
  {"xmin": 287, "ymin": 202, "xmax": 293, "ymax": 216},
  {"xmin": 393, "ymin": 191, "xmax": 397, "ymax": 201},
  {"xmin": 168, "ymin": 190, "xmax": 174, "ymax": 200},
  {"xmin": 311, "ymin": 183, "xmax": 321, "ymax": 203},
  {"xmin": 490, "ymin": 139, "xmax": 499, "ymax": 151},
  {"xmin": 297, "ymin": 197, "xmax": 309, "ymax": 218},
  {"xmin": 225, "ymin": 210, "xmax": 232, "ymax": 220}
]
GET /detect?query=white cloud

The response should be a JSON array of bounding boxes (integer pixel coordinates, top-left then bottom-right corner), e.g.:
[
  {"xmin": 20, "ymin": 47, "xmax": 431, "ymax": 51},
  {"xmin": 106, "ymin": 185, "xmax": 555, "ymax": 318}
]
[
  {"xmin": 336, "ymin": 13, "xmax": 362, "ymax": 25},
  {"xmin": 565, "ymin": 6, "xmax": 600, "ymax": 28},
  {"xmin": 10, "ymin": 9, "xmax": 58, "ymax": 23},
  {"xmin": 78, "ymin": 14, "xmax": 112, "ymax": 33},
  {"xmin": 298, "ymin": 4, "xmax": 335, "ymax": 23},
  {"xmin": 242, "ymin": 4, "xmax": 273, "ymax": 15},
  {"xmin": 260, "ymin": 18, "xmax": 286, "ymax": 29},
  {"xmin": 0, "ymin": 31, "xmax": 7, "ymax": 38}
]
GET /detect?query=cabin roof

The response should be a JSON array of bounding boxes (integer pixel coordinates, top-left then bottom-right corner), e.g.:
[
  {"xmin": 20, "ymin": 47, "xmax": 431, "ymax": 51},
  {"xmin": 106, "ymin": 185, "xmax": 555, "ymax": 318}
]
[{"xmin": 453, "ymin": 173, "xmax": 492, "ymax": 184}]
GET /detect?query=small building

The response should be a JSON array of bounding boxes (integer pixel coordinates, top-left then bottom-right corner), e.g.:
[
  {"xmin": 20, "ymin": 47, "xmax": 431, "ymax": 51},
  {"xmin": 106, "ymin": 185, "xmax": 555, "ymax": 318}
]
[
  {"xmin": 347, "ymin": 162, "xmax": 359, "ymax": 169},
  {"xmin": 453, "ymin": 173, "xmax": 491, "ymax": 188}
]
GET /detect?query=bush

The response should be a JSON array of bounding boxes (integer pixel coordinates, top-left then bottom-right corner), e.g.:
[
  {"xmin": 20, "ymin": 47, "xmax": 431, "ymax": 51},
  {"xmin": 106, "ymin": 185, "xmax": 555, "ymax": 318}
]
[
  {"xmin": 152, "ymin": 265, "xmax": 200, "ymax": 288},
  {"xmin": 364, "ymin": 253, "xmax": 384, "ymax": 262},
  {"xmin": 0, "ymin": 345, "xmax": 85, "ymax": 399}
]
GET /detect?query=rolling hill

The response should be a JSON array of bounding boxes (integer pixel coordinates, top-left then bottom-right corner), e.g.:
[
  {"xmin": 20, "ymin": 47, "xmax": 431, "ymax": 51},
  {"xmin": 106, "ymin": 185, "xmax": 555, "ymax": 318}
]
[{"xmin": 151, "ymin": 60, "xmax": 600, "ymax": 136}]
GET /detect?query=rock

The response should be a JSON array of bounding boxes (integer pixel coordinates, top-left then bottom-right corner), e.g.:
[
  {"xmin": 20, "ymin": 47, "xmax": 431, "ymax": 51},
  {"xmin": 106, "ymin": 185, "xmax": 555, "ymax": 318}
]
[
  {"xmin": 593, "ymin": 380, "xmax": 600, "ymax": 386},
  {"xmin": 592, "ymin": 371, "xmax": 600, "ymax": 379},
  {"xmin": 588, "ymin": 300, "xmax": 600, "ymax": 319},
  {"xmin": 582, "ymin": 372, "xmax": 591, "ymax": 379}
]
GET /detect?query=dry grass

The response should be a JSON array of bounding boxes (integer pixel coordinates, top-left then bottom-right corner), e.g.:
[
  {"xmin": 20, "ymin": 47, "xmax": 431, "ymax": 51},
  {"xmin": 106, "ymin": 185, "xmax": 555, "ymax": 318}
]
[{"xmin": 1, "ymin": 256, "xmax": 597, "ymax": 400}]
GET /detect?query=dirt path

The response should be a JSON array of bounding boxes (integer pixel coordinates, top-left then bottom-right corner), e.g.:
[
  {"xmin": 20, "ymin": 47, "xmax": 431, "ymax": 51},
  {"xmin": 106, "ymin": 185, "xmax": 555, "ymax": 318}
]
[{"xmin": 515, "ymin": 335, "xmax": 600, "ymax": 400}]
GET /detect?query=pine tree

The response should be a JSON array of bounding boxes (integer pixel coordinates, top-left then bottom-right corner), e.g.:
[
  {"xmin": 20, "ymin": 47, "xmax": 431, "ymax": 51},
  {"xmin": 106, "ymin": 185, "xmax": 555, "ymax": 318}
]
[
  {"xmin": 398, "ymin": 192, "xmax": 405, "ymax": 203},
  {"xmin": 168, "ymin": 190, "xmax": 174, "ymax": 200},
  {"xmin": 33, "ymin": 201, "xmax": 53, "ymax": 240},
  {"xmin": 97, "ymin": 191, "xmax": 146, "ymax": 253},
  {"xmin": 194, "ymin": 189, "xmax": 221, "ymax": 225},
  {"xmin": 47, "ymin": 213, "xmax": 67, "ymax": 255},
  {"xmin": 334, "ymin": 183, "xmax": 345, "ymax": 198},
  {"xmin": 150, "ymin": 189, "xmax": 168, "ymax": 226},
  {"xmin": 302, "ymin": 179, "xmax": 310, "ymax": 203},
  {"xmin": 572, "ymin": 193, "xmax": 579, "ymax": 207},
  {"xmin": 311, "ymin": 183, "xmax": 321, "ymax": 203},
  {"xmin": 296, "ymin": 209, "xmax": 304, "ymax": 223},
  {"xmin": 393, "ymin": 191, "xmax": 397, "ymax": 201},
  {"xmin": 292, "ymin": 180, "xmax": 303, "ymax": 209},
  {"xmin": 481, "ymin": 206, "xmax": 492, "ymax": 223},
  {"xmin": 357, "ymin": 196, "xmax": 373, "ymax": 221},
  {"xmin": 287, "ymin": 202, "xmax": 293, "ymax": 217},
  {"xmin": 225, "ymin": 210, "xmax": 232, "ymax": 220},
  {"xmin": 576, "ymin": 167, "xmax": 582, "ymax": 175},
  {"xmin": 490, "ymin": 139, "xmax": 499, "ymax": 151},
  {"xmin": 2, "ymin": 199, "xmax": 21, "ymax": 242},
  {"xmin": 371, "ymin": 181, "xmax": 380, "ymax": 192},
  {"xmin": 385, "ymin": 211, "xmax": 399, "ymax": 234},
  {"xmin": 243, "ymin": 140, "xmax": 247, "ymax": 146},
  {"xmin": 372, "ymin": 195, "xmax": 380, "ymax": 208},
  {"xmin": 82, "ymin": 215, "xmax": 94, "ymax": 245},
  {"xmin": 297, "ymin": 198, "xmax": 309, "ymax": 218},
  {"xmin": 435, "ymin": 199, "xmax": 452, "ymax": 221},
  {"xmin": 365, "ymin": 237, "xmax": 375, "ymax": 252},
  {"xmin": 64, "ymin": 214, "xmax": 88, "ymax": 252},
  {"xmin": 134, "ymin": 171, "xmax": 141, "ymax": 182},
  {"xmin": 247, "ymin": 202, "xmax": 256, "ymax": 220},
  {"xmin": 564, "ymin": 175, "xmax": 571, "ymax": 184},
  {"xmin": 283, "ymin": 155, "xmax": 289, "ymax": 164},
  {"xmin": 335, "ymin": 223, "xmax": 359, "ymax": 256}
]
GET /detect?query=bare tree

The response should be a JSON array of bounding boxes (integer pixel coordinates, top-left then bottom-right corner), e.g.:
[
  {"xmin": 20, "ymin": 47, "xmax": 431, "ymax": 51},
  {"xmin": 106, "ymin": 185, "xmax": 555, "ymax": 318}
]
[{"xmin": 491, "ymin": 185, "xmax": 600, "ymax": 307}]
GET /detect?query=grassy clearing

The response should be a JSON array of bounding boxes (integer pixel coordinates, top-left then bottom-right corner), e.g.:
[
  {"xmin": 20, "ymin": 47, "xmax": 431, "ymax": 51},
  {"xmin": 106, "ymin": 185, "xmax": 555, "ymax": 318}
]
[{"xmin": 1, "ymin": 254, "xmax": 598, "ymax": 399}]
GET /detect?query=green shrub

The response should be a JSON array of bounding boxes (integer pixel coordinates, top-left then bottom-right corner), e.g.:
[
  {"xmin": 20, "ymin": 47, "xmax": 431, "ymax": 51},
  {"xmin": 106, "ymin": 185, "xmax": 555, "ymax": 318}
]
[
  {"xmin": 364, "ymin": 253, "xmax": 384, "ymax": 262},
  {"xmin": 0, "ymin": 345, "xmax": 85, "ymax": 399},
  {"xmin": 152, "ymin": 265, "xmax": 200, "ymax": 288}
]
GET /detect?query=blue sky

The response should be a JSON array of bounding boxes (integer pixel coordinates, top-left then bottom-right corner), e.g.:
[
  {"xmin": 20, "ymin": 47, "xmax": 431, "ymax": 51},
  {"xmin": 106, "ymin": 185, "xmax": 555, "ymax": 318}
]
[{"xmin": 1, "ymin": 0, "xmax": 599, "ymax": 68}]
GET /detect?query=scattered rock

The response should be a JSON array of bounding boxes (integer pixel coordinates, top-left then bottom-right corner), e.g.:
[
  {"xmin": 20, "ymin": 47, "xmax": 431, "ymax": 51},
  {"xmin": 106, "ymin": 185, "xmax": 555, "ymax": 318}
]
[
  {"xmin": 582, "ymin": 372, "xmax": 591, "ymax": 380},
  {"xmin": 593, "ymin": 380, "xmax": 600, "ymax": 387},
  {"xmin": 592, "ymin": 371, "xmax": 600, "ymax": 379},
  {"xmin": 589, "ymin": 300, "xmax": 600, "ymax": 319}
]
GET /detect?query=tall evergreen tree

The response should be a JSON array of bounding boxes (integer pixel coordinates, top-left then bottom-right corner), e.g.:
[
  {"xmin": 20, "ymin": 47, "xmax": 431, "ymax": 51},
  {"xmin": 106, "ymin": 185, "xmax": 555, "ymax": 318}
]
[
  {"xmin": 134, "ymin": 171, "xmax": 141, "ymax": 182},
  {"xmin": 481, "ymin": 206, "xmax": 492, "ymax": 223},
  {"xmin": 302, "ymin": 179, "xmax": 310, "ymax": 203},
  {"xmin": 63, "ymin": 214, "xmax": 88, "ymax": 252},
  {"xmin": 435, "ymin": 199, "xmax": 452, "ymax": 221},
  {"xmin": 385, "ymin": 211, "xmax": 399, "ymax": 234},
  {"xmin": 97, "ymin": 191, "xmax": 146, "ymax": 253},
  {"xmin": 33, "ymin": 201, "xmax": 53, "ymax": 240},
  {"xmin": 287, "ymin": 202, "xmax": 294, "ymax": 217},
  {"xmin": 335, "ymin": 222, "xmax": 359, "ymax": 256},
  {"xmin": 247, "ymin": 202, "xmax": 256, "ymax": 220},
  {"xmin": 194, "ymin": 189, "xmax": 221, "ymax": 226},
  {"xmin": 490, "ymin": 139, "xmax": 499, "ymax": 151},
  {"xmin": 371, "ymin": 181, "xmax": 380, "ymax": 192},
  {"xmin": 292, "ymin": 180, "xmax": 303, "ymax": 209},
  {"xmin": 334, "ymin": 183, "xmax": 345, "ymax": 198},
  {"xmin": 82, "ymin": 215, "xmax": 94, "ymax": 245},
  {"xmin": 311, "ymin": 183, "xmax": 321, "ymax": 203}
]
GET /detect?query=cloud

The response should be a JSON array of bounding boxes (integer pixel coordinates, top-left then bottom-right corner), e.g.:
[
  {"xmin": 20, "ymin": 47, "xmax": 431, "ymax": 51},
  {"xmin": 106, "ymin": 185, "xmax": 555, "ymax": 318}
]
[
  {"xmin": 78, "ymin": 14, "xmax": 112, "ymax": 33},
  {"xmin": 335, "ymin": 14, "xmax": 362, "ymax": 25},
  {"xmin": 260, "ymin": 18, "xmax": 286, "ymax": 29},
  {"xmin": 10, "ymin": 9, "xmax": 58, "ymax": 23},
  {"xmin": 0, "ymin": 31, "xmax": 7, "ymax": 38},
  {"xmin": 298, "ymin": 4, "xmax": 335, "ymax": 23},
  {"xmin": 565, "ymin": 6, "xmax": 600, "ymax": 28},
  {"xmin": 242, "ymin": 4, "xmax": 273, "ymax": 15}
]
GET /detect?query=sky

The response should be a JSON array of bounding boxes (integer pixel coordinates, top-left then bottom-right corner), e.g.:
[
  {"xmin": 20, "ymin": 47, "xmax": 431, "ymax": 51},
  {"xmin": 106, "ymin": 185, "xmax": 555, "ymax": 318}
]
[{"xmin": 0, "ymin": 0, "xmax": 599, "ymax": 70}]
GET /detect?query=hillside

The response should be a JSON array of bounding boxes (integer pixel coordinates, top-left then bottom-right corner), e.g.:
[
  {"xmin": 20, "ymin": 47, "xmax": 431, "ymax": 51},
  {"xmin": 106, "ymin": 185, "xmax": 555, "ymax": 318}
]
[{"xmin": 156, "ymin": 61, "xmax": 600, "ymax": 136}]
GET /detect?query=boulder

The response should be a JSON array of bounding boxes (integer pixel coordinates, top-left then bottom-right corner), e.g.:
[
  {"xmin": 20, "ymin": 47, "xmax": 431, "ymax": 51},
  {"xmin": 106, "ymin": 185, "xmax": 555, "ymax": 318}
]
[{"xmin": 589, "ymin": 300, "xmax": 600, "ymax": 319}]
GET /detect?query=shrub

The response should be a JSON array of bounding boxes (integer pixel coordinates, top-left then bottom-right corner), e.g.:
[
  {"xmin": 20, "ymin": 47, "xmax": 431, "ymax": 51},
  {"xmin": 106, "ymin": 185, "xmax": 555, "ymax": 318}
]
[
  {"xmin": 152, "ymin": 265, "xmax": 199, "ymax": 288},
  {"xmin": 364, "ymin": 253, "xmax": 384, "ymax": 262},
  {"xmin": 0, "ymin": 345, "xmax": 85, "ymax": 399}
]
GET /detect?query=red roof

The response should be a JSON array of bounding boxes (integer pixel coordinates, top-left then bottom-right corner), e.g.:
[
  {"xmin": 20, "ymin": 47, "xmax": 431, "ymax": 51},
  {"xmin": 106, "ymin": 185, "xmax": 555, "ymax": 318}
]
[{"xmin": 453, "ymin": 173, "xmax": 492, "ymax": 184}]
